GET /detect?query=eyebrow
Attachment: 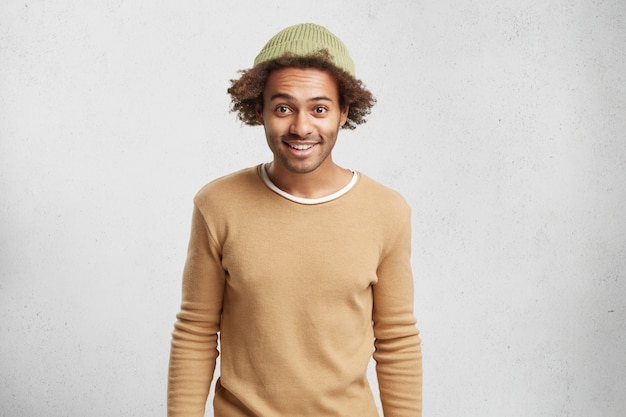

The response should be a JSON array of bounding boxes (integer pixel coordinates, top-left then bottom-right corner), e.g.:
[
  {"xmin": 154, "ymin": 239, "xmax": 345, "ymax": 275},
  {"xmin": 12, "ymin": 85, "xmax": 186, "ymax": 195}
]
[{"xmin": 269, "ymin": 93, "xmax": 334, "ymax": 103}]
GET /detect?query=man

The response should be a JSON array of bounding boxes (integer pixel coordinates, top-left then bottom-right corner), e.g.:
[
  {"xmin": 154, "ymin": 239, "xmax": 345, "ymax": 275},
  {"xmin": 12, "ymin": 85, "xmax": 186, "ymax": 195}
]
[{"xmin": 168, "ymin": 23, "xmax": 422, "ymax": 417}]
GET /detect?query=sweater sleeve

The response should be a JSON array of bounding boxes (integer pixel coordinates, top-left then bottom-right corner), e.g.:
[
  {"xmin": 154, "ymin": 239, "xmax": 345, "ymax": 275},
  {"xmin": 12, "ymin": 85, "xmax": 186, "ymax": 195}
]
[
  {"xmin": 167, "ymin": 203, "xmax": 225, "ymax": 417},
  {"xmin": 372, "ymin": 208, "xmax": 423, "ymax": 417}
]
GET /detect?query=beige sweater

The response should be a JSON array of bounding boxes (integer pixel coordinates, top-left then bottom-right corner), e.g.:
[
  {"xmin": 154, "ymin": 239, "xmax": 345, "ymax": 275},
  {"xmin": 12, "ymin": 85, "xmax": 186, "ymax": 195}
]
[{"xmin": 168, "ymin": 165, "xmax": 422, "ymax": 416}]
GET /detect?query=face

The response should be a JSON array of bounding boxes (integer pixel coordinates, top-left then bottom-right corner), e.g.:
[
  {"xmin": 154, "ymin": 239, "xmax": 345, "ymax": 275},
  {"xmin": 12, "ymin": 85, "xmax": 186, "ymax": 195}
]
[{"xmin": 256, "ymin": 67, "xmax": 349, "ymax": 176}]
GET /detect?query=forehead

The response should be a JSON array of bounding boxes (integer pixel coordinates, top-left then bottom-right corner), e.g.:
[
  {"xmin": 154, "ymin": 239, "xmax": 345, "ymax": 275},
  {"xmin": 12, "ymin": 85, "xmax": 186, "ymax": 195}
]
[{"xmin": 263, "ymin": 67, "xmax": 340, "ymax": 102}]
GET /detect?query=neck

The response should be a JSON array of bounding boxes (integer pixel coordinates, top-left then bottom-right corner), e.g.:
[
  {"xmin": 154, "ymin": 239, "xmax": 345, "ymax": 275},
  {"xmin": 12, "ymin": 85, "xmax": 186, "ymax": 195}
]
[{"xmin": 265, "ymin": 159, "xmax": 353, "ymax": 199}]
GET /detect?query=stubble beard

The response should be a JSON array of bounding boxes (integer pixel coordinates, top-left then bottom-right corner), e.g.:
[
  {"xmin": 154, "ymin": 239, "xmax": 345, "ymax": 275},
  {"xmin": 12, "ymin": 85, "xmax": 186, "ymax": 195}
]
[{"xmin": 276, "ymin": 134, "xmax": 333, "ymax": 174}]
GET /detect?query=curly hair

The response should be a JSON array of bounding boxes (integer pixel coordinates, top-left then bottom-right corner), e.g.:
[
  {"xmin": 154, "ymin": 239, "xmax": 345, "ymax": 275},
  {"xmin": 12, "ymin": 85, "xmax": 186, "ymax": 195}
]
[{"xmin": 227, "ymin": 51, "xmax": 376, "ymax": 130}]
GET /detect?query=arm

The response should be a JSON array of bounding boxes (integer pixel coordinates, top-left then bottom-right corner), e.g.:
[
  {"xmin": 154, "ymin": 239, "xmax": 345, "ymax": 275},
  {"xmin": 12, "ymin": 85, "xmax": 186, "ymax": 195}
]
[
  {"xmin": 167, "ymin": 203, "xmax": 225, "ymax": 417},
  {"xmin": 373, "ymin": 210, "xmax": 423, "ymax": 417}
]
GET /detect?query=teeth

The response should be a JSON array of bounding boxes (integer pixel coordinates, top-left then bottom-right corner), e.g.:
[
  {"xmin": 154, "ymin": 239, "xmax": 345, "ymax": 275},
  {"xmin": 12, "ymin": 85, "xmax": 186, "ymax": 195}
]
[{"xmin": 289, "ymin": 143, "xmax": 314, "ymax": 150}]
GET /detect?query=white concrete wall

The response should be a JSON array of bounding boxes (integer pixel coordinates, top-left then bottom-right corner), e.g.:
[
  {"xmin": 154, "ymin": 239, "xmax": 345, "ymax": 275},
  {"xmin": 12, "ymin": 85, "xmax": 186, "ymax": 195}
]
[{"xmin": 1, "ymin": 1, "xmax": 624, "ymax": 416}]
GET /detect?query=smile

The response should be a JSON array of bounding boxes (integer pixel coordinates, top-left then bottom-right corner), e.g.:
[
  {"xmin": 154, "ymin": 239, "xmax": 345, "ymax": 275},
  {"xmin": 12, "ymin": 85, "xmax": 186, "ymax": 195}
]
[{"xmin": 287, "ymin": 143, "xmax": 315, "ymax": 151}]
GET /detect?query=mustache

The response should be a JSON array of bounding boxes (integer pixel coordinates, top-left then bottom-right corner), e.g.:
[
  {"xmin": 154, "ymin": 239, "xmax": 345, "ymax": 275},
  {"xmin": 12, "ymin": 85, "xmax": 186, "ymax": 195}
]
[{"xmin": 282, "ymin": 134, "xmax": 322, "ymax": 142}]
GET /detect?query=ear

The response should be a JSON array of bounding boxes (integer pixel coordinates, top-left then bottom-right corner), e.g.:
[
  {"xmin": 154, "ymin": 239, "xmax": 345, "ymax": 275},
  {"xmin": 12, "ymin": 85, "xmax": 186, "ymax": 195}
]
[
  {"xmin": 255, "ymin": 104, "xmax": 264, "ymax": 125},
  {"xmin": 339, "ymin": 105, "xmax": 349, "ymax": 127}
]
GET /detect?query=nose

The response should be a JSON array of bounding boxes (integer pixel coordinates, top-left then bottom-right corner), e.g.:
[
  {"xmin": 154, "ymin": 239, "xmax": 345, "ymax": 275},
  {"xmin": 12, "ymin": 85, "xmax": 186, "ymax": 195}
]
[{"xmin": 289, "ymin": 111, "xmax": 314, "ymax": 138}]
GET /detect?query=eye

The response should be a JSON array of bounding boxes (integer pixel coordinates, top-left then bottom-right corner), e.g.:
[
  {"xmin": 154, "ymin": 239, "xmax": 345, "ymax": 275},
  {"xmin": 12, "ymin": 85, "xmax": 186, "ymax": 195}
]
[
  {"xmin": 275, "ymin": 105, "xmax": 292, "ymax": 114},
  {"xmin": 313, "ymin": 106, "xmax": 328, "ymax": 114}
]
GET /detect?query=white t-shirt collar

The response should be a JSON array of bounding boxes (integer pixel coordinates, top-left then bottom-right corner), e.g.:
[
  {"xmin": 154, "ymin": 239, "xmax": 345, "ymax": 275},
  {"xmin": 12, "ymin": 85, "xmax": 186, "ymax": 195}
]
[{"xmin": 260, "ymin": 163, "xmax": 358, "ymax": 205}]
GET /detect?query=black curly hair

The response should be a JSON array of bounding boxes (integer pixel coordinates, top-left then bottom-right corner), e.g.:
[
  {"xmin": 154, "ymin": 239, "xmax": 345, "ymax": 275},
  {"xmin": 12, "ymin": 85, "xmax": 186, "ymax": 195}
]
[{"xmin": 227, "ymin": 51, "xmax": 376, "ymax": 130}]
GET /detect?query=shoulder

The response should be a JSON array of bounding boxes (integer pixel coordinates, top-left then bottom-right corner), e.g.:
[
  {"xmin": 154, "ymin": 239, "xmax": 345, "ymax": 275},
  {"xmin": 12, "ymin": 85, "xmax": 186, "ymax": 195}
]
[
  {"xmin": 193, "ymin": 165, "xmax": 262, "ymax": 208},
  {"xmin": 355, "ymin": 172, "xmax": 411, "ymax": 216},
  {"xmin": 351, "ymin": 173, "xmax": 412, "ymax": 250}
]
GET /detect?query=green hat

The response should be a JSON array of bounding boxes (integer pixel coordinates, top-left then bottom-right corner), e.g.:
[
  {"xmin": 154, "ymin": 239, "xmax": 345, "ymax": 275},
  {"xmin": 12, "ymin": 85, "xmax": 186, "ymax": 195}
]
[{"xmin": 253, "ymin": 23, "xmax": 356, "ymax": 77}]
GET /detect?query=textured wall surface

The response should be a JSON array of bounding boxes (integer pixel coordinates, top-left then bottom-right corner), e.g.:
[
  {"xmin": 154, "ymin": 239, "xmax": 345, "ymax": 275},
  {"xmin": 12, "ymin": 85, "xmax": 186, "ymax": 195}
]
[{"xmin": 1, "ymin": 1, "xmax": 625, "ymax": 416}]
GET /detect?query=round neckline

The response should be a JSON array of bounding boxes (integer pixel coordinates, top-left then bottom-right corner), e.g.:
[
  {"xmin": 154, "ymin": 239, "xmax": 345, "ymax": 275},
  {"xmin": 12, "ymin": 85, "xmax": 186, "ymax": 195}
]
[{"xmin": 259, "ymin": 163, "xmax": 359, "ymax": 205}]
